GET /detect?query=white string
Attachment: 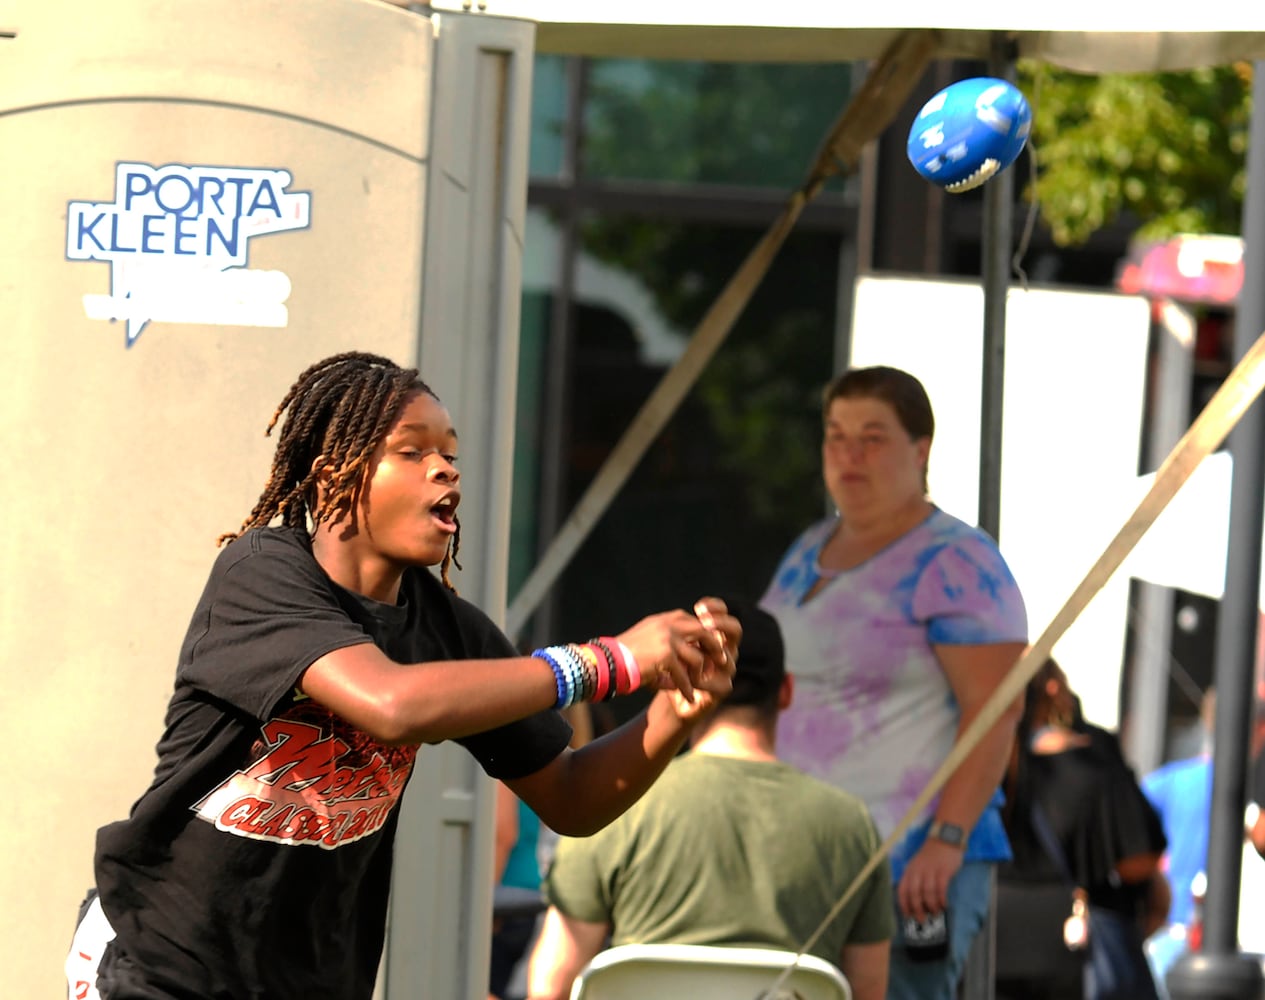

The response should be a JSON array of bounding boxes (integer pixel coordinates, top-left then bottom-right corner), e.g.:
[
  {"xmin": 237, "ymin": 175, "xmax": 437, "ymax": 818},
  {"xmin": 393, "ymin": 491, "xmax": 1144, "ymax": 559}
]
[
  {"xmin": 1011, "ymin": 68, "xmax": 1045, "ymax": 291},
  {"xmin": 1011, "ymin": 137, "xmax": 1042, "ymax": 291},
  {"xmin": 760, "ymin": 325, "xmax": 1265, "ymax": 997}
]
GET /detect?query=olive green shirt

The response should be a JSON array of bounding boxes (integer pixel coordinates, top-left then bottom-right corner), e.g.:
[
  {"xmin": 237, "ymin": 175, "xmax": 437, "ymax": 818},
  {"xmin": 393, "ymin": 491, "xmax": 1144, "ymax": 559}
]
[{"xmin": 544, "ymin": 752, "xmax": 894, "ymax": 966}]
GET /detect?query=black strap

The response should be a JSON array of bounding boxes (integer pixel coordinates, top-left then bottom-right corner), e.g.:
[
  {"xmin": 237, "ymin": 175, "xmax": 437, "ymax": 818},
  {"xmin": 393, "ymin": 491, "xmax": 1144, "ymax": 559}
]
[{"xmin": 1030, "ymin": 799, "xmax": 1078, "ymax": 890}]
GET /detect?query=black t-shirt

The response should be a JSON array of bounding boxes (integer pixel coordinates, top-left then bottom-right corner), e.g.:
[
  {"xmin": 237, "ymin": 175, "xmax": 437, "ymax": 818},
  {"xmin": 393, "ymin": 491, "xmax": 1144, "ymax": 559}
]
[
  {"xmin": 94, "ymin": 527, "xmax": 570, "ymax": 1000},
  {"xmin": 1000, "ymin": 725, "xmax": 1166, "ymax": 916}
]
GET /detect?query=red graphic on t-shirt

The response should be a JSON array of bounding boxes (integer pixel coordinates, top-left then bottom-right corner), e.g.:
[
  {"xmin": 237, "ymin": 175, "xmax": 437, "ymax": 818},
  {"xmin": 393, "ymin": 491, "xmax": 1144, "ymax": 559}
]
[{"xmin": 192, "ymin": 703, "xmax": 417, "ymax": 850}]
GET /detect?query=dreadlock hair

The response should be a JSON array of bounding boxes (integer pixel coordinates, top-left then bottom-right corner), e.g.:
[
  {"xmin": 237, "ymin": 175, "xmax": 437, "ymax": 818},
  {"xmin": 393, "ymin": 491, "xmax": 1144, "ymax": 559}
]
[{"xmin": 218, "ymin": 351, "xmax": 463, "ymax": 591}]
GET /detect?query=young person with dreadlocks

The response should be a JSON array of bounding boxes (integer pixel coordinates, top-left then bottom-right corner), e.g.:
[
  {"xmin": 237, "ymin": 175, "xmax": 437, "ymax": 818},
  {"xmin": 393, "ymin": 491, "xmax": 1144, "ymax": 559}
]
[{"xmin": 65, "ymin": 352, "xmax": 740, "ymax": 1000}]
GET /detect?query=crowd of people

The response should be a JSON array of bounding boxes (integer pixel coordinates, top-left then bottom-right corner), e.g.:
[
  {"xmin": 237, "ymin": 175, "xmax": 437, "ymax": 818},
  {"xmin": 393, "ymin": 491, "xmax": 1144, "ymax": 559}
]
[{"xmin": 64, "ymin": 352, "xmax": 1265, "ymax": 1000}]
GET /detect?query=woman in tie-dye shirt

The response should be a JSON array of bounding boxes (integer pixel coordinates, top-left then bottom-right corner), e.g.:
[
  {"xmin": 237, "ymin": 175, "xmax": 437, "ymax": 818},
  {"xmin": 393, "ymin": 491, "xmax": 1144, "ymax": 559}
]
[{"xmin": 760, "ymin": 366, "xmax": 1028, "ymax": 1000}]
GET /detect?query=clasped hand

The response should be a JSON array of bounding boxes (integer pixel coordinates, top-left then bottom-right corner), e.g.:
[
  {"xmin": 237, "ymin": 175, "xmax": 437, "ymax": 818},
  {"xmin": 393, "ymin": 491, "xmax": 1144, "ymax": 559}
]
[{"xmin": 617, "ymin": 597, "xmax": 740, "ymax": 718}]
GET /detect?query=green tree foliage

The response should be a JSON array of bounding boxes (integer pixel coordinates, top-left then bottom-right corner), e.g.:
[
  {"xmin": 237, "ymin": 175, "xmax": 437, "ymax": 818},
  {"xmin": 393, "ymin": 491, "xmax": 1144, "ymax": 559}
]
[
  {"xmin": 575, "ymin": 62, "xmax": 855, "ymax": 534},
  {"xmin": 574, "ymin": 214, "xmax": 835, "ymax": 533},
  {"xmin": 1019, "ymin": 61, "xmax": 1252, "ymax": 245},
  {"xmin": 583, "ymin": 60, "xmax": 851, "ymax": 188}
]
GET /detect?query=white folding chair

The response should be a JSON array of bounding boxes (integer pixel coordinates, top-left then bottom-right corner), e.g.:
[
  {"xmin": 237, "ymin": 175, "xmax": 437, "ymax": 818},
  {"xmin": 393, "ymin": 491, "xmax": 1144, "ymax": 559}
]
[{"xmin": 568, "ymin": 943, "xmax": 853, "ymax": 1000}]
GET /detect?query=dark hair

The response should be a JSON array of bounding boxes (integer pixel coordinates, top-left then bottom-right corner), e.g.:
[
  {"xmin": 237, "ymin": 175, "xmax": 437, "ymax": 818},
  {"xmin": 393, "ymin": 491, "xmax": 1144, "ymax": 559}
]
[
  {"xmin": 715, "ymin": 596, "xmax": 786, "ymax": 714},
  {"xmin": 1005, "ymin": 656, "xmax": 1088, "ymax": 835},
  {"xmin": 822, "ymin": 365, "xmax": 935, "ymax": 441},
  {"xmin": 1020, "ymin": 657, "xmax": 1084, "ymax": 738},
  {"xmin": 822, "ymin": 365, "xmax": 935, "ymax": 490},
  {"xmin": 219, "ymin": 351, "xmax": 463, "ymax": 590}
]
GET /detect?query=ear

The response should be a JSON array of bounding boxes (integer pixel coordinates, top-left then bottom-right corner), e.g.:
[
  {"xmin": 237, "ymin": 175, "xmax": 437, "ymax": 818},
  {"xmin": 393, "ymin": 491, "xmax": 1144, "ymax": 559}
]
[
  {"xmin": 310, "ymin": 453, "xmax": 335, "ymax": 484},
  {"xmin": 309, "ymin": 454, "xmax": 337, "ymax": 504},
  {"xmin": 778, "ymin": 674, "xmax": 794, "ymax": 711},
  {"xmin": 915, "ymin": 436, "xmax": 931, "ymax": 468}
]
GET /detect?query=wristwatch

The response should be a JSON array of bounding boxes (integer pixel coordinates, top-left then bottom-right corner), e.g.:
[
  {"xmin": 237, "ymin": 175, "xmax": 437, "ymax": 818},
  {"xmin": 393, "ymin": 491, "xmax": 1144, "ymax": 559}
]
[{"xmin": 927, "ymin": 819, "xmax": 966, "ymax": 848}]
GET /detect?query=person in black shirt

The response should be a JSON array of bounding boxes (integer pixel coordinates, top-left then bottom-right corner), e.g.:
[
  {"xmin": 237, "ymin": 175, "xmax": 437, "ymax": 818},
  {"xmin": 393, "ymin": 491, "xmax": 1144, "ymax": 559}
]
[
  {"xmin": 995, "ymin": 657, "xmax": 1168, "ymax": 1000},
  {"xmin": 65, "ymin": 352, "xmax": 739, "ymax": 1000}
]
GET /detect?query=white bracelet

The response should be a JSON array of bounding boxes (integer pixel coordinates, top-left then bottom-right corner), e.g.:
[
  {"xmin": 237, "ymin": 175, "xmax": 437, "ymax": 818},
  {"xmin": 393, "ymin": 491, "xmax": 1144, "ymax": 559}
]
[{"xmin": 615, "ymin": 640, "xmax": 641, "ymax": 691}]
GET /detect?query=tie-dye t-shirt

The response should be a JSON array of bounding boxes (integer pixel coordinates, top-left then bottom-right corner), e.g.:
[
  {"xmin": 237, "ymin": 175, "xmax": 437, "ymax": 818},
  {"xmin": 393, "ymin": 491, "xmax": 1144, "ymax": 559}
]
[{"xmin": 760, "ymin": 507, "xmax": 1028, "ymax": 878}]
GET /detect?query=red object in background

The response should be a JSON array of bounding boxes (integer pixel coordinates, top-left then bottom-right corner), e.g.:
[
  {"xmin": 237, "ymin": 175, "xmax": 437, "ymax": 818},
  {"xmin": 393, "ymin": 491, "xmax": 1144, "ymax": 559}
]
[
  {"xmin": 1116, "ymin": 235, "xmax": 1245, "ymax": 307},
  {"xmin": 1189, "ymin": 914, "xmax": 1203, "ymax": 952},
  {"xmin": 1188, "ymin": 871, "xmax": 1207, "ymax": 952},
  {"xmin": 1195, "ymin": 312, "xmax": 1229, "ymax": 362}
]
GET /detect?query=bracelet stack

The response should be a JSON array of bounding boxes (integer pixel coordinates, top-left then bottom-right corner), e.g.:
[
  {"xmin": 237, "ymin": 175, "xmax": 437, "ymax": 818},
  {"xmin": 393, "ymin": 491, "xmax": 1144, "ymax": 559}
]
[{"xmin": 532, "ymin": 638, "xmax": 643, "ymax": 709}]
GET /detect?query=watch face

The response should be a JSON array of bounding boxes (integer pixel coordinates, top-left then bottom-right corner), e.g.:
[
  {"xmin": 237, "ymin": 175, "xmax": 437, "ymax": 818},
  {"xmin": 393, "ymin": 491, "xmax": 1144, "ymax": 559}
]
[{"xmin": 934, "ymin": 822, "xmax": 965, "ymax": 846}]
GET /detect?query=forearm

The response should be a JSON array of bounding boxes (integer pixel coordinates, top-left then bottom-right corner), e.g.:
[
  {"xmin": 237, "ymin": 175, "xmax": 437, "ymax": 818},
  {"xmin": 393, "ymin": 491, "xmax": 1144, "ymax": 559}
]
[
  {"xmin": 493, "ymin": 782, "xmax": 519, "ymax": 883},
  {"xmin": 527, "ymin": 907, "xmax": 607, "ymax": 1000},
  {"xmin": 302, "ymin": 603, "xmax": 734, "ymax": 746},
  {"xmin": 399, "ymin": 658, "xmax": 560, "ymax": 743},
  {"xmin": 302, "ymin": 647, "xmax": 561, "ymax": 745},
  {"xmin": 515, "ymin": 692, "xmax": 694, "ymax": 836},
  {"xmin": 839, "ymin": 942, "xmax": 889, "ymax": 1000},
  {"xmin": 1141, "ymin": 870, "xmax": 1171, "ymax": 937},
  {"xmin": 933, "ymin": 705, "xmax": 1020, "ymax": 831},
  {"xmin": 527, "ymin": 950, "xmax": 582, "ymax": 1000}
]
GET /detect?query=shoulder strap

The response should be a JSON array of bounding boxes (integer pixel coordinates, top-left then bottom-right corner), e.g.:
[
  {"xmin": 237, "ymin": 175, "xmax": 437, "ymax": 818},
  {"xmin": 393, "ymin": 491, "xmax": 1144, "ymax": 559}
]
[{"xmin": 1030, "ymin": 799, "xmax": 1077, "ymax": 889}]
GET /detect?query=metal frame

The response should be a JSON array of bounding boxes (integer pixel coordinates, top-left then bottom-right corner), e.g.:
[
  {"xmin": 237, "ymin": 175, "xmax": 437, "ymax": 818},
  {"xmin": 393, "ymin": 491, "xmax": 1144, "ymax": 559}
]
[{"xmin": 381, "ymin": 10, "xmax": 539, "ymax": 1000}]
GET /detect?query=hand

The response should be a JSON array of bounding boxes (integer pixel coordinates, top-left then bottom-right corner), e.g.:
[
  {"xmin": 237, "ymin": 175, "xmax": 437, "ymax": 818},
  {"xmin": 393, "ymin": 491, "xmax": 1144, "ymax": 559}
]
[
  {"xmin": 616, "ymin": 600, "xmax": 739, "ymax": 706},
  {"xmin": 688, "ymin": 596, "xmax": 740, "ymax": 696},
  {"xmin": 655, "ymin": 597, "xmax": 740, "ymax": 723},
  {"xmin": 897, "ymin": 839, "xmax": 963, "ymax": 921}
]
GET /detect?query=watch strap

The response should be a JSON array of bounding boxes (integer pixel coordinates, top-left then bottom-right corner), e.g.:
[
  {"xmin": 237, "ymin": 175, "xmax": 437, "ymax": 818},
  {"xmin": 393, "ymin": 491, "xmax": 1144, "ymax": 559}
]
[{"xmin": 928, "ymin": 819, "xmax": 966, "ymax": 848}]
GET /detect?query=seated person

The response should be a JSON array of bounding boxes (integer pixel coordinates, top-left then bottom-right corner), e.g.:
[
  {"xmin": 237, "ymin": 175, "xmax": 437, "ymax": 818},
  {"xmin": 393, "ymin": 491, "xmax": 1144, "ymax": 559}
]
[{"xmin": 526, "ymin": 598, "xmax": 893, "ymax": 1000}]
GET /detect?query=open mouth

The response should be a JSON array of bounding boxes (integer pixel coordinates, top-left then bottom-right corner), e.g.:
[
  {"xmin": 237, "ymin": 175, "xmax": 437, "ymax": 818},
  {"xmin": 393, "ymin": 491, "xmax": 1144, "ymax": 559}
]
[{"xmin": 430, "ymin": 494, "xmax": 460, "ymax": 532}]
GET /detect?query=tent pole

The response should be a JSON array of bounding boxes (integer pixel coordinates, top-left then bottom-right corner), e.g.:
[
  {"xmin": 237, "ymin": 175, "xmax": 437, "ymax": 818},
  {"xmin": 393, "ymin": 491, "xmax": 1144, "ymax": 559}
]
[
  {"xmin": 1167, "ymin": 61, "xmax": 1265, "ymax": 1000},
  {"xmin": 961, "ymin": 33, "xmax": 1016, "ymax": 1000},
  {"xmin": 1126, "ymin": 302, "xmax": 1195, "ymax": 776},
  {"xmin": 977, "ymin": 35, "xmax": 1016, "ymax": 542}
]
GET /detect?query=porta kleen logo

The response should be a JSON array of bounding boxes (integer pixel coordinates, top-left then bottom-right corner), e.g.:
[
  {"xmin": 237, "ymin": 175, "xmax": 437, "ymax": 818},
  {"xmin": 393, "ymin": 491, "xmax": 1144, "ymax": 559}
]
[{"xmin": 66, "ymin": 161, "xmax": 311, "ymax": 348}]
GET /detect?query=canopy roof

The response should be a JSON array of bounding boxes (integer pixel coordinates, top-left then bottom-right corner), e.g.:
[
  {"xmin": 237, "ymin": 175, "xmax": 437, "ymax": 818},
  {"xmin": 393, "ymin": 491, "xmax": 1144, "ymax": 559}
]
[{"xmin": 430, "ymin": 2, "xmax": 1265, "ymax": 72}]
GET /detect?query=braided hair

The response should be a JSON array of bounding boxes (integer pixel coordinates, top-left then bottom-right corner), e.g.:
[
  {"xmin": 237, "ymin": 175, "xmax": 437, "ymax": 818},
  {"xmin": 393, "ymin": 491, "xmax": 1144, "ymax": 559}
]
[{"xmin": 218, "ymin": 351, "xmax": 463, "ymax": 590}]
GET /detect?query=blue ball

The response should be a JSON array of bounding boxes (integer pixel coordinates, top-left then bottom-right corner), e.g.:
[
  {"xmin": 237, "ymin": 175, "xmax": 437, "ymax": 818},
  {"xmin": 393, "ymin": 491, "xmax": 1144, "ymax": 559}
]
[{"xmin": 906, "ymin": 77, "xmax": 1032, "ymax": 193}]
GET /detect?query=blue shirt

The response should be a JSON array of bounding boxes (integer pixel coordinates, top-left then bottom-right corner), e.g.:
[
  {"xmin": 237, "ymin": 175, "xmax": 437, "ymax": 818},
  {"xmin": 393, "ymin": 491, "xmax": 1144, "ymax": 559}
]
[
  {"xmin": 1142, "ymin": 755, "xmax": 1212, "ymax": 926},
  {"xmin": 502, "ymin": 799, "xmax": 544, "ymax": 891}
]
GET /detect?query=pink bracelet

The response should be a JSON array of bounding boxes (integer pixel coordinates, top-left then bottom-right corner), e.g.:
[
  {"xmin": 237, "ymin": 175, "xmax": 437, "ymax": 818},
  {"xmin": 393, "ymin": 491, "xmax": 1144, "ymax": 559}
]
[
  {"xmin": 595, "ymin": 636, "xmax": 636, "ymax": 695},
  {"xmin": 589, "ymin": 638, "xmax": 621, "ymax": 700},
  {"xmin": 616, "ymin": 640, "xmax": 641, "ymax": 693}
]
